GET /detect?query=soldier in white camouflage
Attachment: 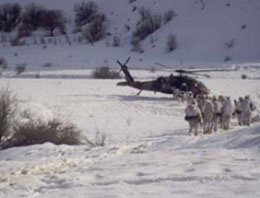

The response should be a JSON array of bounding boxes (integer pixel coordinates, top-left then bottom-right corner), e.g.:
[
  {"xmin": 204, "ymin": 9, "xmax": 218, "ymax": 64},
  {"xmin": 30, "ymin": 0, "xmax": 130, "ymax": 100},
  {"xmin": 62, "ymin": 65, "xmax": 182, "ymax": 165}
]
[{"xmin": 185, "ymin": 99, "xmax": 202, "ymax": 136}]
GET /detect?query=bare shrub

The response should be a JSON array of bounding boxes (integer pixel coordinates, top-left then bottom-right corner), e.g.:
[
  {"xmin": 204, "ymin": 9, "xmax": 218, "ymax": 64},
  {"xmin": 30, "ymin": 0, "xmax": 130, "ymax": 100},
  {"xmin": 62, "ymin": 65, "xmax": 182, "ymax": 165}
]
[
  {"xmin": 92, "ymin": 66, "xmax": 121, "ymax": 79},
  {"xmin": 112, "ymin": 35, "xmax": 120, "ymax": 47},
  {"xmin": 0, "ymin": 3, "xmax": 22, "ymax": 32},
  {"xmin": 241, "ymin": 24, "xmax": 247, "ymax": 30},
  {"xmin": 129, "ymin": 0, "xmax": 137, "ymax": 4},
  {"xmin": 131, "ymin": 39, "xmax": 144, "ymax": 53},
  {"xmin": 10, "ymin": 36, "xmax": 26, "ymax": 46},
  {"xmin": 77, "ymin": 36, "xmax": 83, "ymax": 43},
  {"xmin": 241, "ymin": 74, "xmax": 248, "ymax": 79},
  {"xmin": 0, "ymin": 33, "xmax": 8, "ymax": 43},
  {"xmin": 17, "ymin": 24, "xmax": 32, "ymax": 38},
  {"xmin": 94, "ymin": 131, "xmax": 106, "ymax": 147},
  {"xmin": 132, "ymin": 7, "xmax": 162, "ymax": 42},
  {"xmin": 224, "ymin": 56, "xmax": 232, "ymax": 62},
  {"xmin": 0, "ymin": 57, "xmax": 8, "ymax": 69},
  {"xmin": 42, "ymin": 62, "xmax": 53, "ymax": 68},
  {"xmin": 15, "ymin": 63, "xmax": 27, "ymax": 75},
  {"xmin": 40, "ymin": 36, "xmax": 45, "ymax": 45},
  {"xmin": 0, "ymin": 88, "xmax": 17, "ymax": 144},
  {"xmin": 149, "ymin": 67, "xmax": 156, "ymax": 73},
  {"xmin": 84, "ymin": 130, "xmax": 107, "ymax": 147},
  {"xmin": 10, "ymin": 37, "xmax": 20, "ymax": 46},
  {"xmin": 132, "ymin": 6, "xmax": 137, "ymax": 12},
  {"xmin": 2, "ymin": 118, "xmax": 83, "ymax": 149},
  {"xmin": 74, "ymin": 1, "xmax": 98, "ymax": 28},
  {"xmin": 65, "ymin": 34, "xmax": 72, "ymax": 46},
  {"xmin": 82, "ymin": 14, "xmax": 106, "ymax": 44},
  {"xmin": 225, "ymin": 39, "xmax": 235, "ymax": 49},
  {"xmin": 47, "ymin": 37, "xmax": 52, "ymax": 44},
  {"xmin": 163, "ymin": 9, "xmax": 177, "ymax": 24},
  {"xmin": 167, "ymin": 34, "xmax": 177, "ymax": 52}
]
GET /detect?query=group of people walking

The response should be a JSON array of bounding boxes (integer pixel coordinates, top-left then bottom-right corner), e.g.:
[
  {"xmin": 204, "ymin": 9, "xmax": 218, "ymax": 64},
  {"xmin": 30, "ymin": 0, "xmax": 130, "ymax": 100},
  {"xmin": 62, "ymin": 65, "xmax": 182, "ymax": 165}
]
[{"xmin": 184, "ymin": 92, "xmax": 256, "ymax": 136}]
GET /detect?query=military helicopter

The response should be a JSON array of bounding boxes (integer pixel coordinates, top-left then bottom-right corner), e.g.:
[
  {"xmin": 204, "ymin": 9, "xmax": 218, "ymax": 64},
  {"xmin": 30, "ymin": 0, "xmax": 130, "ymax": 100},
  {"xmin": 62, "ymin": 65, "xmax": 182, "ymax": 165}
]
[{"xmin": 117, "ymin": 57, "xmax": 237, "ymax": 96}]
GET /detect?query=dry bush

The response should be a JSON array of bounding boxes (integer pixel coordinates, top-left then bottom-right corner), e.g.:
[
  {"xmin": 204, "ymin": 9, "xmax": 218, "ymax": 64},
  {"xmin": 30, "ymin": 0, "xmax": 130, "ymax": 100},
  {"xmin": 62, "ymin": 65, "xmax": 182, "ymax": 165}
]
[
  {"xmin": 94, "ymin": 131, "xmax": 106, "ymax": 147},
  {"xmin": 17, "ymin": 24, "xmax": 32, "ymax": 38},
  {"xmin": 241, "ymin": 74, "xmax": 248, "ymax": 79},
  {"xmin": 10, "ymin": 37, "xmax": 26, "ymax": 46},
  {"xmin": 166, "ymin": 33, "xmax": 177, "ymax": 52},
  {"xmin": 225, "ymin": 39, "xmax": 235, "ymax": 49},
  {"xmin": 0, "ymin": 89, "xmax": 17, "ymax": 144},
  {"xmin": 84, "ymin": 131, "xmax": 107, "ymax": 147},
  {"xmin": 0, "ymin": 57, "xmax": 8, "ymax": 69},
  {"xmin": 0, "ymin": 89, "xmax": 97, "ymax": 149},
  {"xmin": 92, "ymin": 66, "xmax": 121, "ymax": 79},
  {"xmin": 15, "ymin": 63, "xmax": 27, "ymax": 75},
  {"xmin": 112, "ymin": 35, "xmax": 120, "ymax": 47},
  {"xmin": 129, "ymin": 0, "xmax": 137, "ymax": 4},
  {"xmin": 131, "ymin": 38, "xmax": 144, "ymax": 53},
  {"xmin": 42, "ymin": 62, "xmax": 53, "ymax": 68},
  {"xmin": 224, "ymin": 56, "xmax": 232, "ymax": 62},
  {"xmin": 2, "ymin": 118, "xmax": 84, "ymax": 149},
  {"xmin": 241, "ymin": 24, "xmax": 247, "ymax": 30}
]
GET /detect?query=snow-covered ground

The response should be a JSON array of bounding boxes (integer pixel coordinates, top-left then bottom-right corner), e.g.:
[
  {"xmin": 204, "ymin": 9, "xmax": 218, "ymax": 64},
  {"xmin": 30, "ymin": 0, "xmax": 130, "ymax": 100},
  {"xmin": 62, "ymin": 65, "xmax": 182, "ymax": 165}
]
[{"xmin": 0, "ymin": 68, "xmax": 260, "ymax": 198}]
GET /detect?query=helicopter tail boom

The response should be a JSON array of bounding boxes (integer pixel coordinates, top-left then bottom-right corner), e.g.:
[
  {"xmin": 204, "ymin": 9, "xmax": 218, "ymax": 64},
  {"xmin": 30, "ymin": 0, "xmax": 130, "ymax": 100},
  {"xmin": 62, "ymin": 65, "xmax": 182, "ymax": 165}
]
[{"xmin": 117, "ymin": 58, "xmax": 135, "ymax": 84}]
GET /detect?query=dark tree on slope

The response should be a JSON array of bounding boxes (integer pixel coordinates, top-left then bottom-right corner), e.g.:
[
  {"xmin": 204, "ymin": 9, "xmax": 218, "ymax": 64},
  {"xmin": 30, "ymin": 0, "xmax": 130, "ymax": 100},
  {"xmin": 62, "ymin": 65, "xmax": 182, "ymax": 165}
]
[
  {"xmin": 0, "ymin": 3, "xmax": 22, "ymax": 32},
  {"xmin": 39, "ymin": 9, "xmax": 66, "ymax": 36},
  {"xmin": 21, "ymin": 3, "xmax": 46, "ymax": 32},
  {"xmin": 74, "ymin": 1, "xmax": 98, "ymax": 28},
  {"xmin": 163, "ymin": 9, "xmax": 177, "ymax": 24},
  {"xmin": 167, "ymin": 34, "xmax": 177, "ymax": 52},
  {"xmin": 82, "ymin": 14, "xmax": 106, "ymax": 44},
  {"xmin": 132, "ymin": 7, "xmax": 162, "ymax": 43}
]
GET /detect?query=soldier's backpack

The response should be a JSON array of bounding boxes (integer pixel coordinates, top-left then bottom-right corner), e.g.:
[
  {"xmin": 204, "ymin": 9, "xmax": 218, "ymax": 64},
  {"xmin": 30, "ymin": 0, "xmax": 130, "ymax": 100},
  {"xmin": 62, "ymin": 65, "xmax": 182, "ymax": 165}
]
[{"xmin": 185, "ymin": 104, "xmax": 198, "ymax": 117}]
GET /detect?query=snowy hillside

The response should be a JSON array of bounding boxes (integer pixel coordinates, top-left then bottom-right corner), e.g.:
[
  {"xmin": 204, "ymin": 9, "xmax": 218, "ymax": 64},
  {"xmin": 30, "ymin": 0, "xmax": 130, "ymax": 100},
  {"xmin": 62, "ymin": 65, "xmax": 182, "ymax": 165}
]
[{"xmin": 0, "ymin": 0, "xmax": 260, "ymax": 70}]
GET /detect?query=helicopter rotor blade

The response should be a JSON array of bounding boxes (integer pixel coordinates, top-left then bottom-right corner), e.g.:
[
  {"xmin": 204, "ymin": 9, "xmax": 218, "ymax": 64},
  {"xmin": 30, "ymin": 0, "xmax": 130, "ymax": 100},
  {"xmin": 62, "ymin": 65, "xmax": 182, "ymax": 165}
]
[
  {"xmin": 190, "ymin": 72, "xmax": 211, "ymax": 78},
  {"xmin": 124, "ymin": 57, "xmax": 131, "ymax": 66},
  {"xmin": 116, "ymin": 60, "xmax": 124, "ymax": 67},
  {"xmin": 178, "ymin": 67, "xmax": 239, "ymax": 73},
  {"xmin": 174, "ymin": 69, "xmax": 211, "ymax": 78},
  {"xmin": 155, "ymin": 62, "xmax": 175, "ymax": 69},
  {"xmin": 116, "ymin": 60, "xmax": 124, "ymax": 74}
]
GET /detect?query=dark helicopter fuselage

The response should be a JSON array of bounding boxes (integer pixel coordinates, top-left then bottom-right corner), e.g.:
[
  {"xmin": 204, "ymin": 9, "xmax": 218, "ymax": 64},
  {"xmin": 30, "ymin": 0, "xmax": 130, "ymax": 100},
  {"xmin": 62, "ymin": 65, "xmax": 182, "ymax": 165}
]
[{"xmin": 117, "ymin": 63, "xmax": 210, "ymax": 96}]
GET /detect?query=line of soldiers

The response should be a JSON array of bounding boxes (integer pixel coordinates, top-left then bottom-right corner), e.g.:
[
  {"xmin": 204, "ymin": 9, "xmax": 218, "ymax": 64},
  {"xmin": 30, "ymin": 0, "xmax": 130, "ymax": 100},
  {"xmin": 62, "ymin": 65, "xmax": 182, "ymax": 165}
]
[{"xmin": 184, "ymin": 92, "xmax": 257, "ymax": 136}]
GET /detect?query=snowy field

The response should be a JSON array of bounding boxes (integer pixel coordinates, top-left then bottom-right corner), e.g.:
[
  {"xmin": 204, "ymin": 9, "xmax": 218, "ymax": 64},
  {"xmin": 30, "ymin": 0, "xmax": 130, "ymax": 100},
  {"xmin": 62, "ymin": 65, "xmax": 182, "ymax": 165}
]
[{"xmin": 0, "ymin": 68, "xmax": 260, "ymax": 198}]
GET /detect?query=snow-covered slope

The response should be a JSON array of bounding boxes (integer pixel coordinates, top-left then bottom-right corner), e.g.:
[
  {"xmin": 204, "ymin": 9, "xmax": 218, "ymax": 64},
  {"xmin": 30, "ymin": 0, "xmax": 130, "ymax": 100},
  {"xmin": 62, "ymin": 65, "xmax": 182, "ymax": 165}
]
[{"xmin": 1, "ymin": 0, "xmax": 260, "ymax": 69}]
